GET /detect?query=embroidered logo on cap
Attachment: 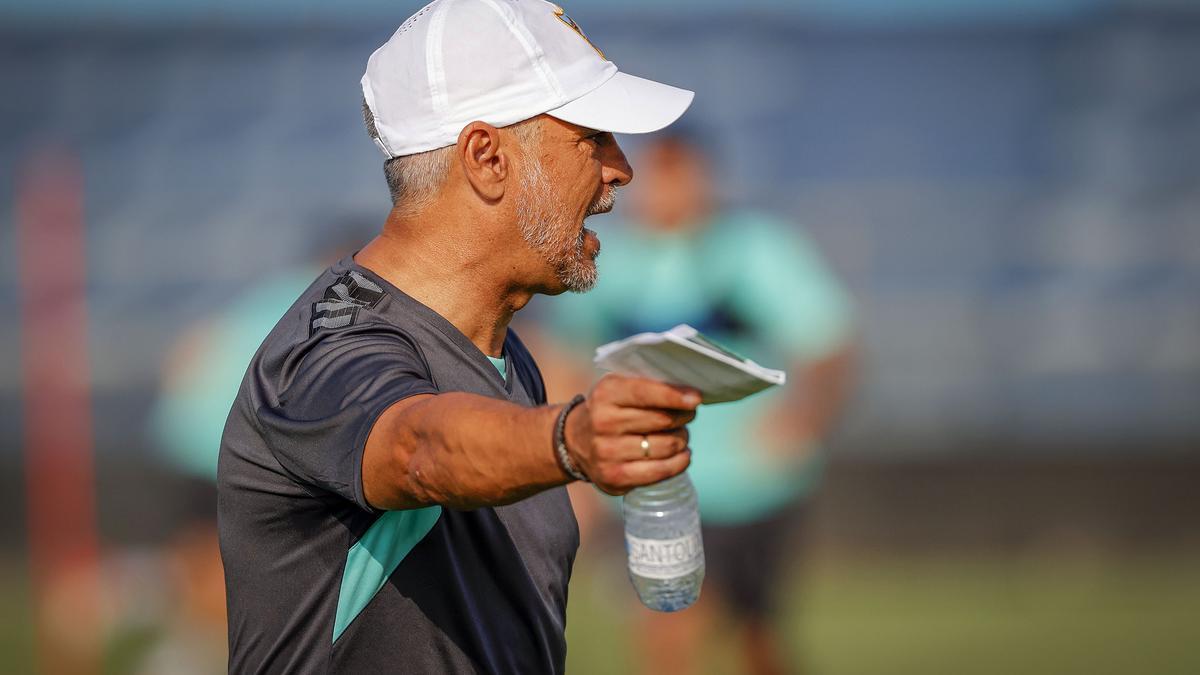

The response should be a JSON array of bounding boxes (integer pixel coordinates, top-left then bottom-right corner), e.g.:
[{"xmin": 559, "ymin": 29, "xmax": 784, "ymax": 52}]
[{"xmin": 553, "ymin": 4, "xmax": 605, "ymax": 60}]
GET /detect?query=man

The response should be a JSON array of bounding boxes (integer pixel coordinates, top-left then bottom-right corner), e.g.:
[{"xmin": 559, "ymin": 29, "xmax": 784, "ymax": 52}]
[
  {"xmin": 217, "ymin": 1, "xmax": 695, "ymax": 673},
  {"xmin": 546, "ymin": 131, "xmax": 856, "ymax": 675}
]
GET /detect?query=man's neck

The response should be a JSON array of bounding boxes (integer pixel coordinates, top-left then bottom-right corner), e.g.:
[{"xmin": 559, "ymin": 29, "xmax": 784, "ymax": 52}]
[{"xmin": 353, "ymin": 210, "xmax": 533, "ymax": 358}]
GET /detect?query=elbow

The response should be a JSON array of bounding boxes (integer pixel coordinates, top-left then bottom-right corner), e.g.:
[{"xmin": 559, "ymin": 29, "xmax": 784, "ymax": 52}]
[{"xmin": 362, "ymin": 405, "xmax": 443, "ymax": 510}]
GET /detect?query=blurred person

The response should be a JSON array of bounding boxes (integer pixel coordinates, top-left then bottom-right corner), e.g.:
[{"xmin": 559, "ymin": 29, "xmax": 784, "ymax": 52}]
[
  {"xmin": 145, "ymin": 239, "xmax": 359, "ymax": 673},
  {"xmin": 131, "ymin": 515, "xmax": 229, "ymax": 675},
  {"xmin": 152, "ymin": 268, "xmax": 323, "ymax": 480},
  {"xmin": 544, "ymin": 131, "xmax": 857, "ymax": 675},
  {"xmin": 144, "ymin": 285, "xmax": 310, "ymax": 673},
  {"xmin": 217, "ymin": 2, "xmax": 699, "ymax": 673},
  {"xmin": 151, "ymin": 222, "xmax": 374, "ymax": 481}
]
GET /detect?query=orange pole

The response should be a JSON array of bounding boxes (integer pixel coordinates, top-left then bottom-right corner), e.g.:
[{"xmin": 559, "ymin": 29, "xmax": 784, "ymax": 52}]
[{"xmin": 17, "ymin": 150, "xmax": 102, "ymax": 675}]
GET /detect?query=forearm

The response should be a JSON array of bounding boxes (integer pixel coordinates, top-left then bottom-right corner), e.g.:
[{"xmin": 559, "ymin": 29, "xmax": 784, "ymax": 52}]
[
  {"xmin": 790, "ymin": 342, "xmax": 857, "ymax": 440},
  {"xmin": 362, "ymin": 373, "xmax": 700, "ymax": 510},
  {"xmin": 363, "ymin": 392, "xmax": 569, "ymax": 511}
]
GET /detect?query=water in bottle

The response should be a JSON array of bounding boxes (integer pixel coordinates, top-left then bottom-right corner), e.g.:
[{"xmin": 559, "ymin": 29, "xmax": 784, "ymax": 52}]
[{"xmin": 622, "ymin": 472, "xmax": 705, "ymax": 611}]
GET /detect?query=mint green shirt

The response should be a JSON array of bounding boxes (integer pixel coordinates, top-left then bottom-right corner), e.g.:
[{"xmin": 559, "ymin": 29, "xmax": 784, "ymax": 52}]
[
  {"xmin": 549, "ymin": 211, "xmax": 853, "ymax": 524},
  {"xmin": 486, "ymin": 355, "xmax": 508, "ymax": 381},
  {"xmin": 151, "ymin": 268, "xmax": 322, "ymax": 479}
]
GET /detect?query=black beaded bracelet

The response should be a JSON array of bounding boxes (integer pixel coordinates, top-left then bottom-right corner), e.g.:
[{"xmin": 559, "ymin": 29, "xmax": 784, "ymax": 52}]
[{"xmin": 553, "ymin": 394, "xmax": 589, "ymax": 482}]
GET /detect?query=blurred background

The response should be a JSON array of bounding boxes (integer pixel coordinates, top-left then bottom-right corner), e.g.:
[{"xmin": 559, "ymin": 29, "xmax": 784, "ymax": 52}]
[{"xmin": 2, "ymin": 0, "xmax": 1199, "ymax": 673}]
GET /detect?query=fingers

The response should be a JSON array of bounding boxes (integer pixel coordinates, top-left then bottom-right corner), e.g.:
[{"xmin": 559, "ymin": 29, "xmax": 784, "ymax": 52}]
[
  {"xmin": 623, "ymin": 429, "xmax": 689, "ymax": 461},
  {"xmin": 593, "ymin": 374, "xmax": 701, "ymax": 412},
  {"xmin": 591, "ymin": 404, "xmax": 696, "ymax": 436},
  {"xmin": 576, "ymin": 374, "xmax": 702, "ymax": 494},
  {"xmin": 584, "ymin": 430, "xmax": 690, "ymax": 494},
  {"xmin": 592, "ymin": 450, "xmax": 692, "ymax": 496}
]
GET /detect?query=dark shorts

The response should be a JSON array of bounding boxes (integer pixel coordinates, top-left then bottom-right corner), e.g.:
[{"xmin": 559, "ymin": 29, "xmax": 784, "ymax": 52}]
[{"xmin": 700, "ymin": 503, "xmax": 808, "ymax": 620}]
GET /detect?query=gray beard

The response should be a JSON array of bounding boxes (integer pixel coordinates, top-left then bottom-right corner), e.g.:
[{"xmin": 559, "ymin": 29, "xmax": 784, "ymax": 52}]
[{"xmin": 516, "ymin": 158, "xmax": 611, "ymax": 293}]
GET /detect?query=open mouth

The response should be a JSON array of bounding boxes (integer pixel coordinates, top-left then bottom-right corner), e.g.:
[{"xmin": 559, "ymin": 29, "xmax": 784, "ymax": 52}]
[{"xmin": 581, "ymin": 227, "xmax": 600, "ymax": 257}]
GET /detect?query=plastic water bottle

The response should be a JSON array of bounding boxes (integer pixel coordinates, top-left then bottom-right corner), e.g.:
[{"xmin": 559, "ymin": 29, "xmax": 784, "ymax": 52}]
[{"xmin": 622, "ymin": 472, "xmax": 705, "ymax": 611}]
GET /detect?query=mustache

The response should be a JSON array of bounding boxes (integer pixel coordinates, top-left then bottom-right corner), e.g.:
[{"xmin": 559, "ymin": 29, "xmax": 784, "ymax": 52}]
[{"xmin": 586, "ymin": 185, "xmax": 618, "ymax": 216}]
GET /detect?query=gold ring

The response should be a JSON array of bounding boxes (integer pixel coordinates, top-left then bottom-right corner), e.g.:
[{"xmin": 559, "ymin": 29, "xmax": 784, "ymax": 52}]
[{"xmin": 641, "ymin": 436, "xmax": 650, "ymax": 458}]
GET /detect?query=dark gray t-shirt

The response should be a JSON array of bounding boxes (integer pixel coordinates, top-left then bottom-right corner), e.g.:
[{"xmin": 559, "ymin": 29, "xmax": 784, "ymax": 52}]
[{"xmin": 217, "ymin": 257, "xmax": 579, "ymax": 674}]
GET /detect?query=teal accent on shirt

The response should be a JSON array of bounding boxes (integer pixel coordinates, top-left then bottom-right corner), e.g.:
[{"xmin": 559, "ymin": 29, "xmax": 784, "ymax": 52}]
[
  {"xmin": 333, "ymin": 506, "xmax": 443, "ymax": 642},
  {"xmin": 486, "ymin": 355, "xmax": 507, "ymax": 381},
  {"xmin": 549, "ymin": 212, "xmax": 853, "ymax": 524}
]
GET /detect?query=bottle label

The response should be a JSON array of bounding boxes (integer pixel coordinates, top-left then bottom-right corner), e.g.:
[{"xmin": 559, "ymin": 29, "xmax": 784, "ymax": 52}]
[{"xmin": 625, "ymin": 532, "xmax": 703, "ymax": 580}]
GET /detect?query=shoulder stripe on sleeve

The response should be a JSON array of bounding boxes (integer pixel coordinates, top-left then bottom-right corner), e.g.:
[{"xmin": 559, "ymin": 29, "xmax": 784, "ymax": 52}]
[{"xmin": 311, "ymin": 271, "xmax": 385, "ymax": 335}]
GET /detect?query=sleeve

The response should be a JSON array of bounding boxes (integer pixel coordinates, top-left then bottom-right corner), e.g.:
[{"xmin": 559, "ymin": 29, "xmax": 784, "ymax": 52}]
[
  {"xmin": 728, "ymin": 215, "xmax": 855, "ymax": 361},
  {"xmin": 255, "ymin": 325, "xmax": 439, "ymax": 511}
]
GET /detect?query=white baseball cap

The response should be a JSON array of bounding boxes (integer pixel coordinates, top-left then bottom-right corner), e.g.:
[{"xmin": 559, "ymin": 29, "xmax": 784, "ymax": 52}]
[{"xmin": 361, "ymin": 0, "xmax": 695, "ymax": 158}]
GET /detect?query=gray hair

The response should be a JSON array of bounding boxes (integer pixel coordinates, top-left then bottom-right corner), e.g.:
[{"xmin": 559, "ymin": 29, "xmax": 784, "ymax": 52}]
[
  {"xmin": 363, "ymin": 100, "xmax": 454, "ymax": 215},
  {"xmin": 362, "ymin": 100, "xmax": 543, "ymax": 215}
]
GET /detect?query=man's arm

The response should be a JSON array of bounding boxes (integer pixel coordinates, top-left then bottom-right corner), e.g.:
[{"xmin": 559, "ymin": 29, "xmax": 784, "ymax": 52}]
[
  {"xmin": 753, "ymin": 340, "xmax": 857, "ymax": 460},
  {"xmin": 362, "ymin": 374, "xmax": 699, "ymax": 510},
  {"xmin": 789, "ymin": 340, "xmax": 857, "ymax": 442}
]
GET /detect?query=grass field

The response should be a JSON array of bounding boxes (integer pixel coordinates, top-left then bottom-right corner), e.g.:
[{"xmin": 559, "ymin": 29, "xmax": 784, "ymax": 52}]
[
  {"xmin": 566, "ymin": 551, "xmax": 1200, "ymax": 675},
  {"xmin": 3, "ymin": 552, "xmax": 1198, "ymax": 673}
]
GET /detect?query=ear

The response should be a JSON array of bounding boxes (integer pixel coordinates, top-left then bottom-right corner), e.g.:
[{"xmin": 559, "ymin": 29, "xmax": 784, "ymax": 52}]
[{"xmin": 456, "ymin": 121, "xmax": 508, "ymax": 202}]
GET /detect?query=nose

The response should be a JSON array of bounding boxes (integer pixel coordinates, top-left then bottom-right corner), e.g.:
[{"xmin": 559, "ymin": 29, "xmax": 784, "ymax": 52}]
[{"xmin": 600, "ymin": 134, "xmax": 633, "ymax": 188}]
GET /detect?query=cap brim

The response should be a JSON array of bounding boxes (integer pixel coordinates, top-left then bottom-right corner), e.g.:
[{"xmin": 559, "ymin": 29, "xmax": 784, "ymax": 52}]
[{"xmin": 546, "ymin": 71, "xmax": 694, "ymax": 135}]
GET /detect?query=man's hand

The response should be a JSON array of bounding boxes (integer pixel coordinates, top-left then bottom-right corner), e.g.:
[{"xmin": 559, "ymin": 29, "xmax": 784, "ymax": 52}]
[{"xmin": 562, "ymin": 373, "xmax": 700, "ymax": 495}]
